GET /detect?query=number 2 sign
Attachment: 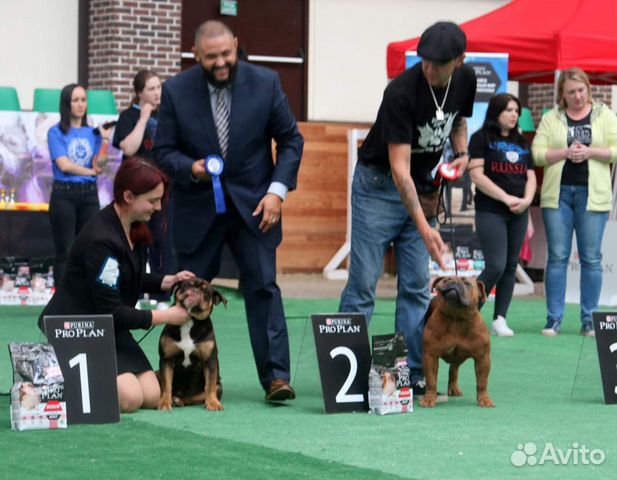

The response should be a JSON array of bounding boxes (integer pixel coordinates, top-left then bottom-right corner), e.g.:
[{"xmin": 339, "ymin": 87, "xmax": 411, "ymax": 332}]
[
  {"xmin": 43, "ymin": 315, "xmax": 120, "ymax": 424},
  {"xmin": 311, "ymin": 313, "xmax": 371, "ymax": 413}
]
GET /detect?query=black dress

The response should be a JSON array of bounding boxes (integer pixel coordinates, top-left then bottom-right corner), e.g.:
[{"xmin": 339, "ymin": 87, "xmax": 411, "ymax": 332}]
[{"xmin": 38, "ymin": 204, "xmax": 165, "ymax": 374}]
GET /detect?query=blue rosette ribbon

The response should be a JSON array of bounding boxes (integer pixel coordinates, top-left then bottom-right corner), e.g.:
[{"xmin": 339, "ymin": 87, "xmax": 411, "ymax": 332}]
[{"xmin": 206, "ymin": 155, "xmax": 226, "ymax": 214}]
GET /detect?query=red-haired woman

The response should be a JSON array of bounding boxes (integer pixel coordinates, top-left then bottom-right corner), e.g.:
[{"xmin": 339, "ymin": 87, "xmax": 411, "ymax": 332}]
[{"xmin": 38, "ymin": 158, "xmax": 194, "ymax": 413}]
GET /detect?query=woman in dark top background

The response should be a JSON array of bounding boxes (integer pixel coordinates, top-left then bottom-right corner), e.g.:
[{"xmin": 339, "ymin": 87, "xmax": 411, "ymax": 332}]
[
  {"xmin": 468, "ymin": 93, "xmax": 536, "ymax": 336},
  {"xmin": 113, "ymin": 69, "xmax": 161, "ymax": 160},
  {"xmin": 113, "ymin": 70, "xmax": 173, "ymax": 303},
  {"xmin": 39, "ymin": 158, "xmax": 193, "ymax": 413}
]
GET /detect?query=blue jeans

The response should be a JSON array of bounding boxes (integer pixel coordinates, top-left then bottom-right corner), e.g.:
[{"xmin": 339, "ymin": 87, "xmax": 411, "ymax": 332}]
[
  {"xmin": 542, "ymin": 185, "xmax": 608, "ymax": 326},
  {"xmin": 339, "ymin": 162, "xmax": 432, "ymax": 374}
]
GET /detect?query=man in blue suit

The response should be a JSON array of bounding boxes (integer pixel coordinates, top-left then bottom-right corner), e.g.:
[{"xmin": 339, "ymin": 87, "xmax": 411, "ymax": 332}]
[{"xmin": 155, "ymin": 20, "xmax": 303, "ymax": 403}]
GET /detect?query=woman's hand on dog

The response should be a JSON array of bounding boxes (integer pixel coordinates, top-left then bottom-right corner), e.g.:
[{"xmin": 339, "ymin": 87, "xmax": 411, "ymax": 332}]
[
  {"xmin": 151, "ymin": 305, "xmax": 191, "ymax": 326},
  {"xmin": 161, "ymin": 271, "xmax": 195, "ymax": 291}
]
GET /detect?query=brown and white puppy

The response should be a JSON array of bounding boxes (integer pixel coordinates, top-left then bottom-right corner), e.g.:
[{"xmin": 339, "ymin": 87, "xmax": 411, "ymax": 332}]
[
  {"xmin": 158, "ymin": 278, "xmax": 227, "ymax": 411},
  {"xmin": 421, "ymin": 276, "xmax": 494, "ymax": 408}
]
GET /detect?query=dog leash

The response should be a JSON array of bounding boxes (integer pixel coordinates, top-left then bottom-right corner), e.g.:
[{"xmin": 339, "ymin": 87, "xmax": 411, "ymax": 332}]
[
  {"xmin": 437, "ymin": 179, "xmax": 459, "ymax": 277},
  {"xmin": 136, "ymin": 290, "xmax": 178, "ymax": 345},
  {"xmin": 136, "ymin": 325, "xmax": 155, "ymax": 345}
]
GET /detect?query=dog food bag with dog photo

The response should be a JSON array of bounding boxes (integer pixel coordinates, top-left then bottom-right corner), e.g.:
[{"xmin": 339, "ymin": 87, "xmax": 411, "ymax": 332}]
[
  {"xmin": 8, "ymin": 342, "xmax": 67, "ymax": 431},
  {"xmin": 368, "ymin": 333, "xmax": 413, "ymax": 415}
]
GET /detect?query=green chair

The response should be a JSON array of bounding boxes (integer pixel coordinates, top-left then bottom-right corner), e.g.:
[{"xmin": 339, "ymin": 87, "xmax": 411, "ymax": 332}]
[
  {"xmin": 518, "ymin": 107, "xmax": 535, "ymax": 132},
  {"xmin": 0, "ymin": 87, "xmax": 21, "ymax": 111},
  {"xmin": 33, "ymin": 88, "xmax": 61, "ymax": 113},
  {"xmin": 87, "ymin": 90, "xmax": 118, "ymax": 114}
]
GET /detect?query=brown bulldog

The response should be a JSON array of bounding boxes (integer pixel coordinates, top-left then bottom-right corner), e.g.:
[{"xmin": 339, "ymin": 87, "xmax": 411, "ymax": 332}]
[
  {"xmin": 421, "ymin": 276, "xmax": 494, "ymax": 408},
  {"xmin": 158, "ymin": 278, "xmax": 227, "ymax": 411}
]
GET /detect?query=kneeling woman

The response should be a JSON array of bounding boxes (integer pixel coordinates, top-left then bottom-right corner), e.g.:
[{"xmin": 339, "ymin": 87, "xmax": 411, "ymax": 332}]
[{"xmin": 39, "ymin": 158, "xmax": 194, "ymax": 412}]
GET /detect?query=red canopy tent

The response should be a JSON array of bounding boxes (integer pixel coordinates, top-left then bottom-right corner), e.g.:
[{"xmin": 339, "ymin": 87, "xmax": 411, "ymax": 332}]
[{"xmin": 386, "ymin": 0, "xmax": 617, "ymax": 83}]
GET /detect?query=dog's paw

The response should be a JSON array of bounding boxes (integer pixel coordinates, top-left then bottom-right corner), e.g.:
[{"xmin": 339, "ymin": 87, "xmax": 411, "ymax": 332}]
[
  {"xmin": 172, "ymin": 396, "xmax": 185, "ymax": 407},
  {"xmin": 448, "ymin": 385, "xmax": 463, "ymax": 397},
  {"xmin": 478, "ymin": 396, "xmax": 495, "ymax": 408},
  {"xmin": 420, "ymin": 395, "xmax": 437, "ymax": 408},
  {"xmin": 158, "ymin": 397, "xmax": 173, "ymax": 411},
  {"xmin": 205, "ymin": 398, "xmax": 224, "ymax": 411}
]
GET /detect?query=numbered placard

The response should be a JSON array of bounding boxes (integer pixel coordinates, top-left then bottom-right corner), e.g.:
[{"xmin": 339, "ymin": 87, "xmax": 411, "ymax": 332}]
[
  {"xmin": 592, "ymin": 312, "xmax": 617, "ymax": 404},
  {"xmin": 311, "ymin": 313, "xmax": 371, "ymax": 413},
  {"xmin": 43, "ymin": 315, "xmax": 120, "ymax": 424}
]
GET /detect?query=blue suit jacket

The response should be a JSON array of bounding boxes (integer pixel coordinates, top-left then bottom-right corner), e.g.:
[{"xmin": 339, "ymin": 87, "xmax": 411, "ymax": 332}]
[{"xmin": 154, "ymin": 62, "xmax": 304, "ymax": 254}]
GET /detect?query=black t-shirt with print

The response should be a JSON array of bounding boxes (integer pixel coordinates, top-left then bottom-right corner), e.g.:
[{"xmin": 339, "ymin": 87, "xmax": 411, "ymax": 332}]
[
  {"xmin": 358, "ymin": 62, "xmax": 477, "ymax": 192},
  {"xmin": 112, "ymin": 105, "xmax": 158, "ymax": 160},
  {"xmin": 469, "ymin": 131, "xmax": 533, "ymax": 215},
  {"xmin": 561, "ymin": 112, "xmax": 591, "ymax": 186}
]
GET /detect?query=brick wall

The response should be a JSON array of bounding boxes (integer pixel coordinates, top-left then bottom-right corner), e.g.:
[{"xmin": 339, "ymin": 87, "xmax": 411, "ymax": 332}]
[
  {"xmin": 527, "ymin": 83, "xmax": 613, "ymax": 125},
  {"xmin": 88, "ymin": 0, "xmax": 182, "ymax": 110}
]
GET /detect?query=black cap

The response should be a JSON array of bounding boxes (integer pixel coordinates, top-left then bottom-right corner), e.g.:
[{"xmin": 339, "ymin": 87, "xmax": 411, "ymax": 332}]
[{"xmin": 417, "ymin": 21, "xmax": 466, "ymax": 63}]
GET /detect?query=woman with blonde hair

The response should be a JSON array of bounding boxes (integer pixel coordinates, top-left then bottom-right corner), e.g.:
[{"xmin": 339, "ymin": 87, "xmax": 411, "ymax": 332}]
[{"xmin": 533, "ymin": 68, "xmax": 617, "ymax": 336}]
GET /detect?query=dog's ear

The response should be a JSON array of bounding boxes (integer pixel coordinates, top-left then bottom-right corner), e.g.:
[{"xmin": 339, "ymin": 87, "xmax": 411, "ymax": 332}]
[
  {"xmin": 475, "ymin": 280, "xmax": 487, "ymax": 307},
  {"xmin": 212, "ymin": 289, "xmax": 228, "ymax": 308},
  {"xmin": 431, "ymin": 276, "xmax": 444, "ymax": 291}
]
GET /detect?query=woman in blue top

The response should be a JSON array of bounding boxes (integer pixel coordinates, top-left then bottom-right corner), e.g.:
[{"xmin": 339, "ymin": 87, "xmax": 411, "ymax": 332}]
[{"xmin": 47, "ymin": 83, "xmax": 113, "ymax": 286}]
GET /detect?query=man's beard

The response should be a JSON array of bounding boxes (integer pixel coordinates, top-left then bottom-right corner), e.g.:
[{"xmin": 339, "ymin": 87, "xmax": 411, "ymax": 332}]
[{"xmin": 203, "ymin": 61, "xmax": 238, "ymax": 88}]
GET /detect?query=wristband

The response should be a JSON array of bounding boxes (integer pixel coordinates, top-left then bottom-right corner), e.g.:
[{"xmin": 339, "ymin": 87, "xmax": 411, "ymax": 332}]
[{"xmin": 452, "ymin": 151, "xmax": 468, "ymax": 159}]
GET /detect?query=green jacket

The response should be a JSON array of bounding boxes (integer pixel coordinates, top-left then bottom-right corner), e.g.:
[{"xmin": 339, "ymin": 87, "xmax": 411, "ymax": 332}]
[{"xmin": 532, "ymin": 102, "xmax": 617, "ymax": 211}]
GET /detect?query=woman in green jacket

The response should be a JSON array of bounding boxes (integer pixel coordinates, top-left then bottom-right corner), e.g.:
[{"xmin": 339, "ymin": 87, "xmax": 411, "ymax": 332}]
[{"xmin": 532, "ymin": 68, "xmax": 617, "ymax": 337}]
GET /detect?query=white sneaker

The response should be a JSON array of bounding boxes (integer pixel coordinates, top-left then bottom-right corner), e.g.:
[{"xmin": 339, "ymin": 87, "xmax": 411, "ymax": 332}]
[{"xmin": 492, "ymin": 316, "xmax": 514, "ymax": 336}]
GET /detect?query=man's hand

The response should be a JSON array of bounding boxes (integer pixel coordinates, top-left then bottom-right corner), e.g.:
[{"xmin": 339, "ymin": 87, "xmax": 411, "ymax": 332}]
[
  {"xmin": 191, "ymin": 159, "xmax": 211, "ymax": 182},
  {"xmin": 449, "ymin": 154, "xmax": 469, "ymax": 174},
  {"xmin": 253, "ymin": 193, "xmax": 282, "ymax": 233},
  {"xmin": 420, "ymin": 226, "xmax": 447, "ymax": 271}
]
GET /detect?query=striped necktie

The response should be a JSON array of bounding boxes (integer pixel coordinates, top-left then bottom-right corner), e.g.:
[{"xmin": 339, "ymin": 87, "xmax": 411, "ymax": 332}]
[{"xmin": 215, "ymin": 88, "xmax": 230, "ymax": 158}]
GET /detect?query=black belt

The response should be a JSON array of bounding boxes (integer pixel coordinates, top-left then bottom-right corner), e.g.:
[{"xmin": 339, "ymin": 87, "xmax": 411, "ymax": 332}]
[
  {"xmin": 357, "ymin": 159, "xmax": 438, "ymax": 194},
  {"xmin": 53, "ymin": 181, "xmax": 97, "ymax": 191},
  {"xmin": 357, "ymin": 158, "xmax": 390, "ymax": 173}
]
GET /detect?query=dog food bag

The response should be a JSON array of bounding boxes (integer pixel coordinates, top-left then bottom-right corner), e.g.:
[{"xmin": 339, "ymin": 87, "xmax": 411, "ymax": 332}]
[
  {"xmin": 8, "ymin": 342, "xmax": 67, "ymax": 431},
  {"xmin": 368, "ymin": 333, "xmax": 413, "ymax": 415}
]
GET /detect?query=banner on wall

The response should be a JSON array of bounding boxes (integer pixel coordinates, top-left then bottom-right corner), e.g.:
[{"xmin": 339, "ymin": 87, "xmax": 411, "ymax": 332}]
[
  {"xmin": 566, "ymin": 221, "xmax": 617, "ymax": 306},
  {"xmin": 405, "ymin": 52, "xmax": 509, "ymax": 139},
  {"xmin": 0, "ymin": 111, "xmax": 121, "ymax": 211}
]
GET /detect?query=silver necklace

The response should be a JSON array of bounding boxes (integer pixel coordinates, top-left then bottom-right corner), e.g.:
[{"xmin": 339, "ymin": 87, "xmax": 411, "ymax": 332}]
[{"xmin": 428, "ymin": 76, "xmax": 452, "ymax": 121}]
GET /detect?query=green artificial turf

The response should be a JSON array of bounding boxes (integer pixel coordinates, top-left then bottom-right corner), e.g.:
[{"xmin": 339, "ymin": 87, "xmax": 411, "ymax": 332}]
[{"xmin": 0, "ymin": 294, "xmax": 615, "ymax": 479}]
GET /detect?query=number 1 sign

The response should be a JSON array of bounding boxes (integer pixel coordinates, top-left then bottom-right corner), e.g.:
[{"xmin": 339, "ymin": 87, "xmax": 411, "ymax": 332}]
[
  {"xmin": 311, "ymin": 313, "xmax": 371, "ymax": 413},
  {"xmin": 43, "ymin": 315, "xmax": 120, "ymax": 424}
]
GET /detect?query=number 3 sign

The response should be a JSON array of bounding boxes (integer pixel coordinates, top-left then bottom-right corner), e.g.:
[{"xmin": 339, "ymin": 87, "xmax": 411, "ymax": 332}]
[
  {"xmin": 43, "ymin": 315, "xmax": 120, "ymax": 424},
  {"xmin": 311, "ymin": 313, "xmax": 371, "ymax": 413},
  {"xmin": 592, "ymin": 312, "xmax": 617, "ymax": 404}
]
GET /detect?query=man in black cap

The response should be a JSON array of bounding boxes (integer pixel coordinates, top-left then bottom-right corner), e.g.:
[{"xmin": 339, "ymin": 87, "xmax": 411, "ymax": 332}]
[{"xmin": 339, "ymin": 21, "xmax": 477, "ymax": 394}]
